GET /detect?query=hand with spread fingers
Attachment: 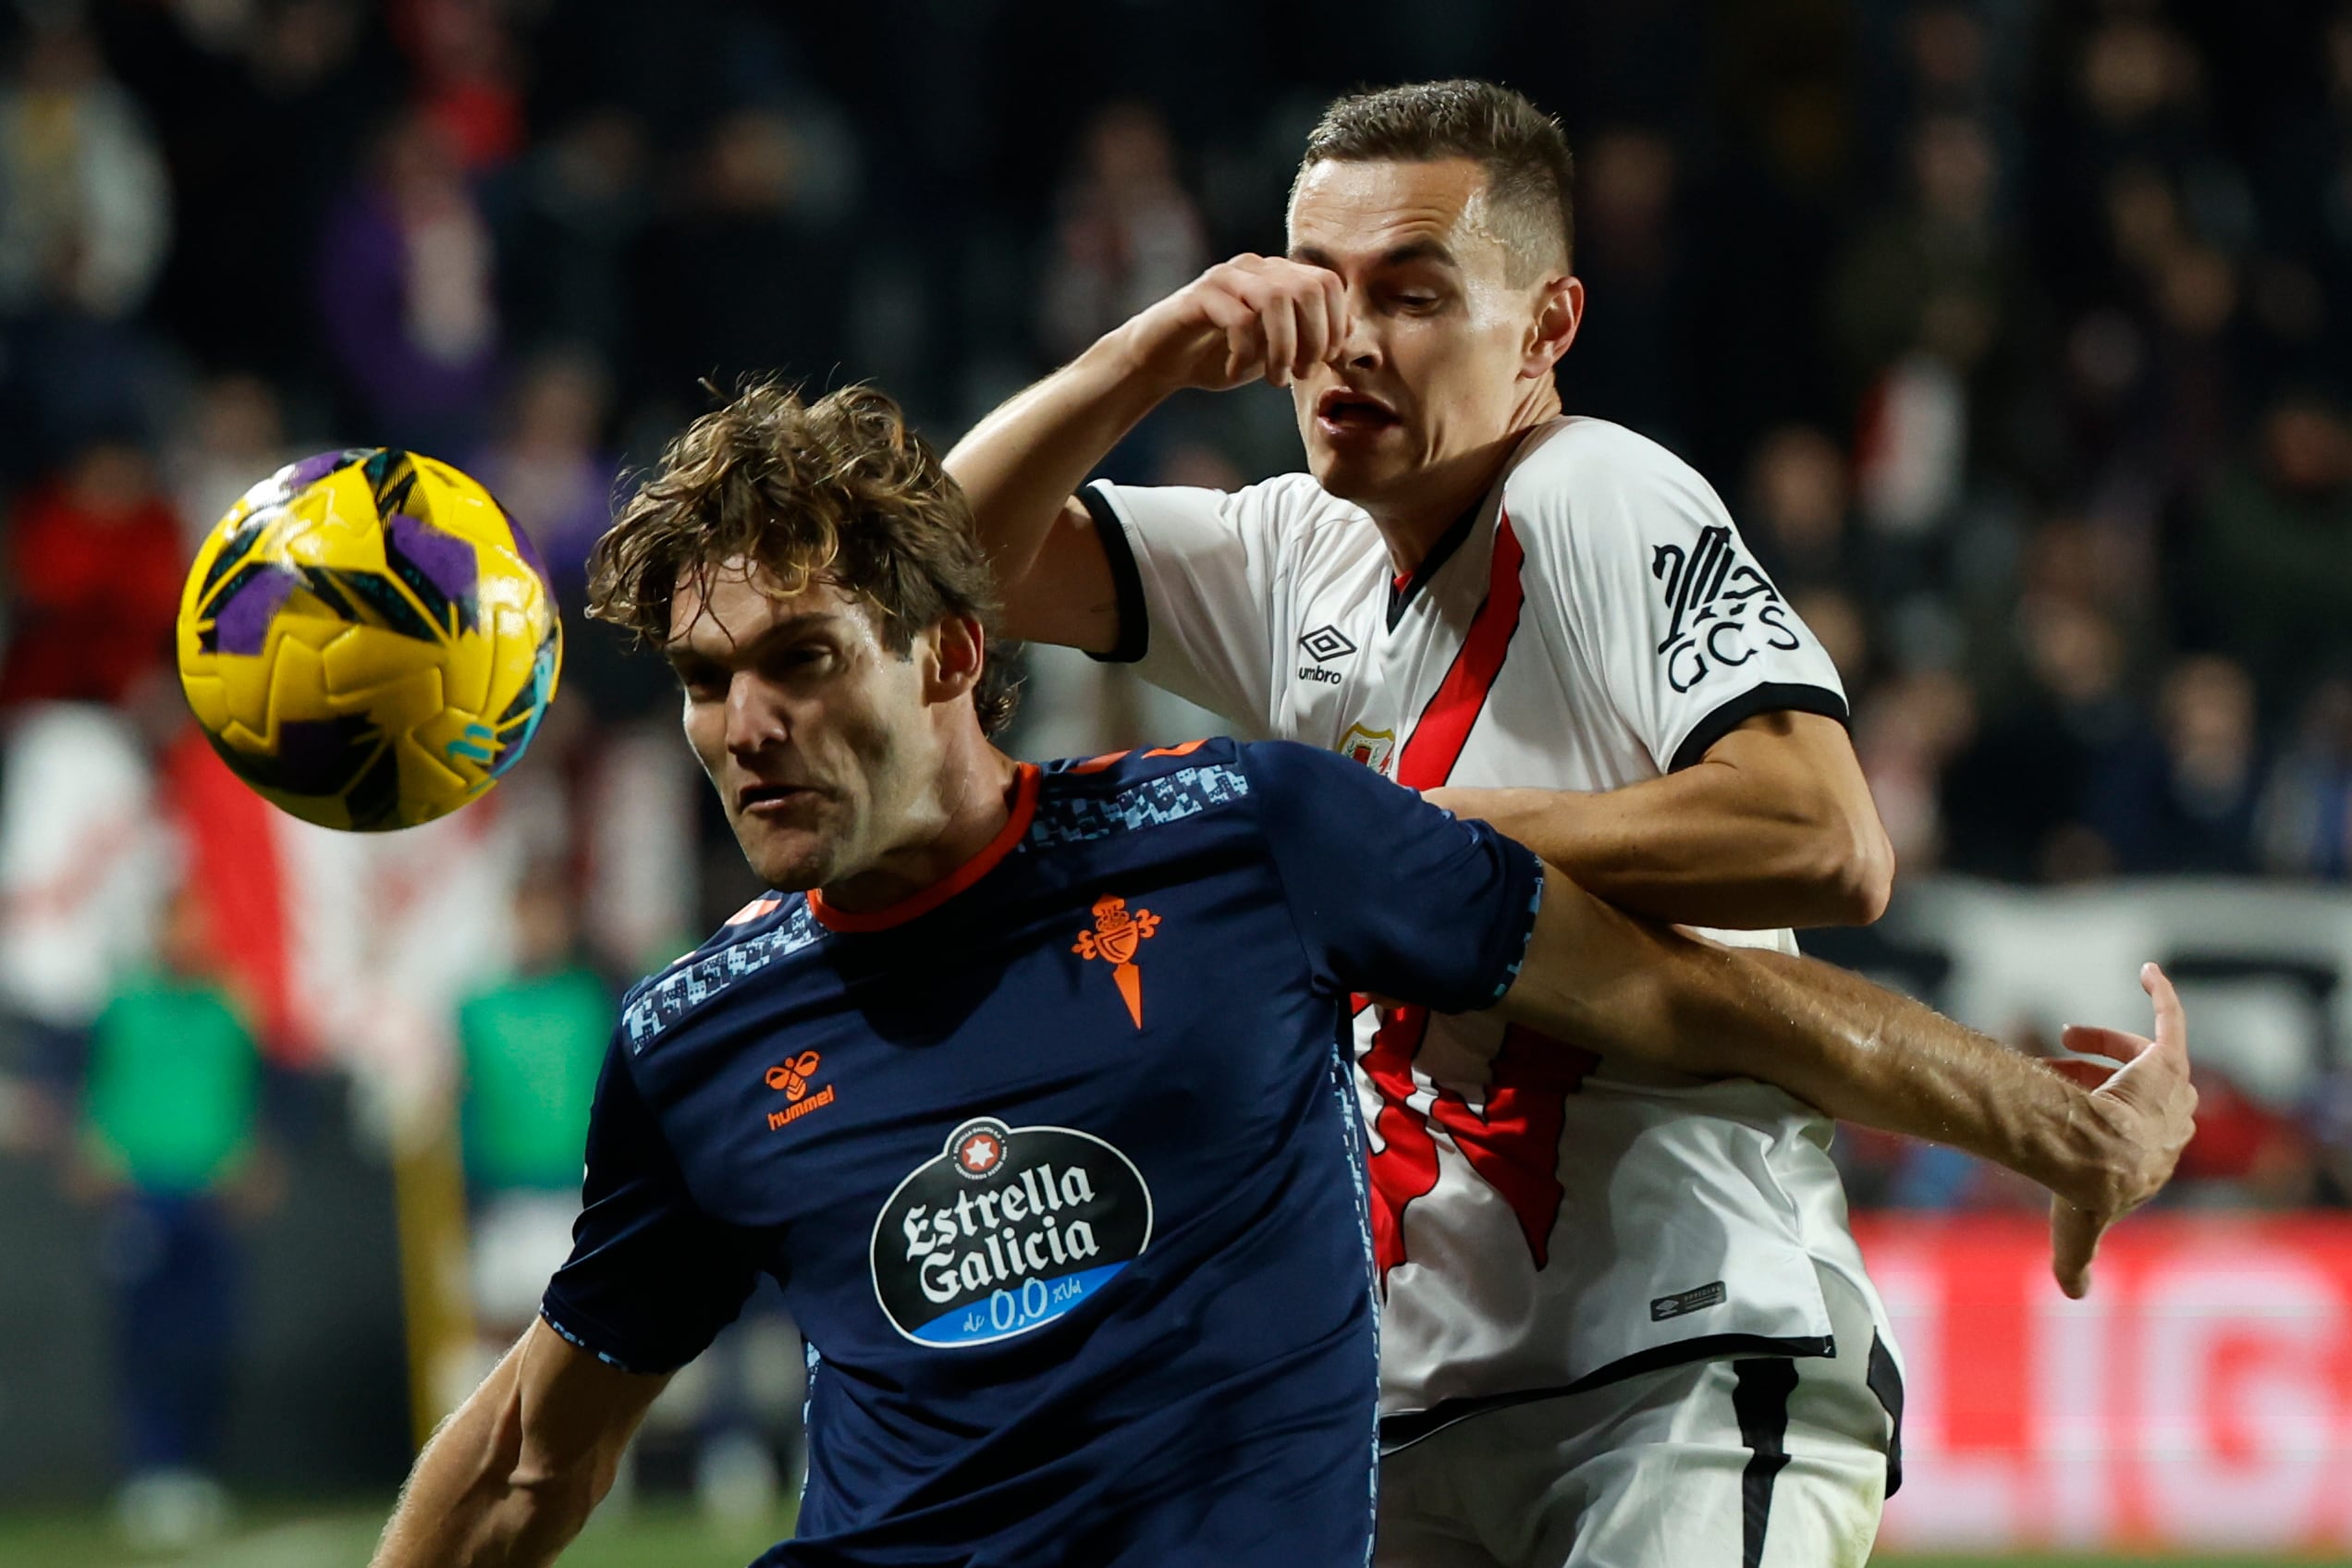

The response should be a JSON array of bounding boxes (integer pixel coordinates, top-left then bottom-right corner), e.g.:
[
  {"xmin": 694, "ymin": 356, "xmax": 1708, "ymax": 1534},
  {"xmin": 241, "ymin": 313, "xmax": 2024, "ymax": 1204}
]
[{"xmin": 2040, "ymin": 962, "xmax": 2199, "ymax": 1298}]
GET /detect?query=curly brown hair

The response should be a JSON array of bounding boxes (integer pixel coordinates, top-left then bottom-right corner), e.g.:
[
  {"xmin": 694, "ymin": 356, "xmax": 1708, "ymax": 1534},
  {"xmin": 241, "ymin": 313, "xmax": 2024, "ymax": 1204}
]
[{"xmin": 586, "ymin": 380, "xmax": 1020, "ymax": 735}]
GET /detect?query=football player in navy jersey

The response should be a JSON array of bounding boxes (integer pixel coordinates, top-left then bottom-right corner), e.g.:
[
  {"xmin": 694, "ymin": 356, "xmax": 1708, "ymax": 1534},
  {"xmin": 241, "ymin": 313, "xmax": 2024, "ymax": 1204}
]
[{"xmin": 369, "ymin": 384, "xmax": 2193, "ymax": 1568}]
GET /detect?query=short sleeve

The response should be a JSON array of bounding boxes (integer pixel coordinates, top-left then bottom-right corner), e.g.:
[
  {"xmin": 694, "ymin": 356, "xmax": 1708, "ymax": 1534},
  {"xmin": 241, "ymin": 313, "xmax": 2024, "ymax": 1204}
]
[
  {"xmin": 1243, "ymin": 741, "xmax": 1543, "ymax": 1013},
  {"xmin": 1513, "ymin": 423, "xmax": 1849, "ymax": 773},
  {"xmin": 1082, "ymin": 479, "xmax": 1291, "ymax": 736},
  {"xmin": 539, "ymin": 1035, "xmax": 758, "ymax": 1374}
]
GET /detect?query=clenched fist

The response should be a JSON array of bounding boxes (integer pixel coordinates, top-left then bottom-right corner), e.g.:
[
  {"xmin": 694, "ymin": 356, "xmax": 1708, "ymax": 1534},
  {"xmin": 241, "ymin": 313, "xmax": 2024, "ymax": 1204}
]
[{"xmin": 1112, "ymin": 254, "xmax": 1354, "ymax": 393}]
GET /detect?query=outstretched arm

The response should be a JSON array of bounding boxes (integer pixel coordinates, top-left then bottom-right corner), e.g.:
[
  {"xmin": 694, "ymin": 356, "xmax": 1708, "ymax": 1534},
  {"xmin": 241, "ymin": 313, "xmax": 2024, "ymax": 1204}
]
[
  {"xmin": 945, "ymin": 255, "xmax": 1348, "ymax": 650},
  {"xmin": 1488, "ymin": 868, "xmax": 2196, "ymax": 1296},
  {"xmin": 370, "ymin": 1320, "xmax": 669, "ymax": 1568}
]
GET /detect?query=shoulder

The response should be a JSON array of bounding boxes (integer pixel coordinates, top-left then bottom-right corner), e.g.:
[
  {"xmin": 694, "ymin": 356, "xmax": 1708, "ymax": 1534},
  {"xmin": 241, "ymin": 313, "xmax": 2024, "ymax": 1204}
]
[
  {"xmin": 1231, "ymin": 739, "xmax": 1419, "ymax": 832},
  {"xmin": 1501, "ymin": 417, "xmax": 1733, "ymax": 558},
  {"xmin": 1091, "ymin": 472, "xmax": 1368, "ymax": 545},
  {"xmin": 1029, "ymin": 737, "xmax": 1257, "ymax": 847},
  {"xmin": 618, "ymin": 894, "xmax": 823, "ymax": 1056}
]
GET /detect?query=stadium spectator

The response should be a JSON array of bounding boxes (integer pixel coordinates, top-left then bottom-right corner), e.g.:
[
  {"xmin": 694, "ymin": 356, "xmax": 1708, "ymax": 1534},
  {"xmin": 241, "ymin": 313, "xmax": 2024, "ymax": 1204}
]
[
  {"xmin": 2258, "ymin": 676, "xmax": 2352, "ymax": 879},
  {"xmin": 1743, "ymin": 422, "xmax": 1864, "ymax": 598},
  {"xmin": 389, "ymin": 0, "xmax": 522, "ymax": 173},
  {"xmin": 1037, "ymin": 101, "xmax": 1208, "ymax": 362},
  {"xmin": 0, "ymin": 22, "xmax": 171, "ymax": 323},
  {"xmin": 634, "ymin": 108, "xmax": 848, "ymax": 405},
  {"xmin": 2096, "ymin": 654, "xmax": 2266, "ymax": 875},
  {"xmin": 315, "ymin": 107, "xmax": 500, "ymax": 455},
  {"xmin": 496, "ymin": 108, "xmax": 652, "ymax": 372},
  {"xmin": 1942, "ymin": 593, "xmax": 2150, "ymax": 881},
  {"xmin": 0, "ymin": 19, "xmax": 171, "ymax": 476},
  {"xmin": 1554, "ymin": 126, "xmax": 1686, "ymax": 446},
  {"xmin": 472, "ymin": 350, "xmax": 618, "ymax": 606},
  {"xmin": 0, "ymin": 436, "xmax": 183, "ymax": 711},
  {"xmin": 456, "ymin": 872, "xmax": 609, "ymax": 1342},
  {"xmin": 2189, "ymin": 392, "xmax": 2352, "ymax": 701},
  {"xmin": 165, "ymin": 374, "xmax": 296, "ymax": 554},
  {"xmin": 71, "ymin": 884, "xmax": 267, "ymax": 1550}
]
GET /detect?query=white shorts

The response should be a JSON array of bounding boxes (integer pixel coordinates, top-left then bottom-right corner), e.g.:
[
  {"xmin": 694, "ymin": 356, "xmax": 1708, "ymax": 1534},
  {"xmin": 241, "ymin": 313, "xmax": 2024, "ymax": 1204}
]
[{"xmin": 1376, "ymin": 1266, "xmax": 1897, "ymax": 1568}]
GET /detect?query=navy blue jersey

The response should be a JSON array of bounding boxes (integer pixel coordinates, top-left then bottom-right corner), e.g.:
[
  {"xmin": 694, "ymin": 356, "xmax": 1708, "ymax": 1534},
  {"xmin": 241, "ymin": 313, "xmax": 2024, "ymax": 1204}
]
[{"xmin": 541, "ymin": 739, "xmax": 1541, "ymax": 1567}]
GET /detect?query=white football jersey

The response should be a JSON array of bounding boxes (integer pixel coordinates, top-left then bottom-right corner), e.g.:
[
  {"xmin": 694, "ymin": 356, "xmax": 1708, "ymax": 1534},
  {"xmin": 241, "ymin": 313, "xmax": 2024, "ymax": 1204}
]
[{"xmin": 1083, "ymin": 416, "xmax": 1897, "ymax": 1441}]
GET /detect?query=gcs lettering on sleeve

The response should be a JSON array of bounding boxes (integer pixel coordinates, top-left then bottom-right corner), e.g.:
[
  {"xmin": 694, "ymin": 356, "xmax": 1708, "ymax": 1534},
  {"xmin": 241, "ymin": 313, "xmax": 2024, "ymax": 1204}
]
[{"xmin": 1649, "ymin": 526, "xmax": 1801, "ymax": 694}]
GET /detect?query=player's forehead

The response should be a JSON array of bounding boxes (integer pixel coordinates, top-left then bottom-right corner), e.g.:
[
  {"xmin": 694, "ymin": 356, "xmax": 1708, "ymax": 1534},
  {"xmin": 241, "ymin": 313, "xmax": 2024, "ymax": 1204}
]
[
  {"xmin": 664, "ymin": 557, "xmax": 864, "ymax": 657},
  {"xmin": 1286, "ymin": 156, "xmax": 1500, "ymax": 269}
]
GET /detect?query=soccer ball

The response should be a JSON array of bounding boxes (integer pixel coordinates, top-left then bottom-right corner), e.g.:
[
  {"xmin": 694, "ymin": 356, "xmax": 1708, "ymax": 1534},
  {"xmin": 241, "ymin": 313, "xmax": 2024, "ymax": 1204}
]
[{"xmin": 176, "ymin": 447, "xmax": 562, "ymax": 831}]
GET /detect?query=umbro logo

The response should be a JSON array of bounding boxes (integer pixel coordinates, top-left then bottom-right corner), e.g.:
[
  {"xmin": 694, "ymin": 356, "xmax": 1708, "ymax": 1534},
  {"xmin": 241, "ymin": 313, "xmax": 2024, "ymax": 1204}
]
[
  {"xmin": 1299, "ymin": 625, "xmax": 1357, "ymax": 663},
  {"xmin": 1298, "ymin": 624, "xmax": 1355, "ymax": 685}
]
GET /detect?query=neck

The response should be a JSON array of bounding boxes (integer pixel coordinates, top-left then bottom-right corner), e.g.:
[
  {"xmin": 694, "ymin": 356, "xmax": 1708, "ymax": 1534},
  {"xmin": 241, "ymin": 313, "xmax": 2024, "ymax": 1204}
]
[
  {"xmin": 1364, "ymin": 385, "xmax": 1560, "ymax": 575},
  {"xmin": 816, "ymin": 734, "xmax": 1022, "ymax": 914}
]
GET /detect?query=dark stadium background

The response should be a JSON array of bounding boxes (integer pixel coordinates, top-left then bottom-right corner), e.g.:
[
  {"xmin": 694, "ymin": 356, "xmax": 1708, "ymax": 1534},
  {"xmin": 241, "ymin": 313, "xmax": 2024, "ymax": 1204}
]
[{"xmin": 2, "ymin": 0, "xmax": 2350, "ymax": 1562}]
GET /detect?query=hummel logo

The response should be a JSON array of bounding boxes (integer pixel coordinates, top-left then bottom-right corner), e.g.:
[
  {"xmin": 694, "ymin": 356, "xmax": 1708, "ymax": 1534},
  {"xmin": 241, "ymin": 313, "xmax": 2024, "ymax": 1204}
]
[{"xmin": 1298, "ymin": 625, "xmax": 1357, "ymax": 663}]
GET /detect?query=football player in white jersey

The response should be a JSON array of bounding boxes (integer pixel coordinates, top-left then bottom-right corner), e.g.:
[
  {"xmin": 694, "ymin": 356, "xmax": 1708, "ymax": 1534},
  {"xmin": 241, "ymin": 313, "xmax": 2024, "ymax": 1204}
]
[{"xmin": 947, "ymin": 80, "xmax": 2108, "ymax": 1568}]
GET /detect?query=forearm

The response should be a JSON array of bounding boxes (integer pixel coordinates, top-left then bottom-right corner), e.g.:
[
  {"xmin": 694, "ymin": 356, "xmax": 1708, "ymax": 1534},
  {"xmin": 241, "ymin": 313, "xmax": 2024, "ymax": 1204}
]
[
  {"xmin": 945, "ymin": 329, "xmax": 1173, "ymax": 583},
  {"xmin": 1436, "ymin": 780, "xmax": 1868, "ymax": 929},
  {"xmin": 1430, "ymin": 713, "xmax": 1893, "ymax": 929},
  {"xmin": 370, "ymin": 1339, "xmax": 607, "ymax": 1568},
  {"xmin": 1494, "ymin": 884, "xmax": 2124, "ymax": 1211}
]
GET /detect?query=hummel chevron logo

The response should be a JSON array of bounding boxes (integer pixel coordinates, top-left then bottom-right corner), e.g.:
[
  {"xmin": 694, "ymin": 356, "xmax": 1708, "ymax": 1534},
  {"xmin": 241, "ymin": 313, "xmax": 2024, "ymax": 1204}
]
[{"xmin": 1299, "ymin": 625, "xmax": 1357, "ymax": 663}]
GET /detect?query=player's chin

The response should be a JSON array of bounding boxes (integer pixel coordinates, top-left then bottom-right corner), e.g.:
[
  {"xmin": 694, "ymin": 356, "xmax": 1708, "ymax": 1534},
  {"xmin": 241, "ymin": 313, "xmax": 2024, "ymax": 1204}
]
[
  {"xmin": 1306, "ymin": 441, "xmax": 1413, "ymax": 504},
  {"xmin": 732, "ymin": 815, "xmax": 838, "ymax": 893}
]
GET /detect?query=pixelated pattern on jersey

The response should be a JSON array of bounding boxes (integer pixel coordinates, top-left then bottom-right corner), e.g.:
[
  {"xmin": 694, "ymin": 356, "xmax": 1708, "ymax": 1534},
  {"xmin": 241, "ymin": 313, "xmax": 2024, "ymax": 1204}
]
[
  {"xmin": 623, "ymin": 903, "xmax": 824, "ymax": 1052},
  {"xmin": 1026, "ymin": 764, "xmax": 1251, "ymax": 849},
  {"xmin": 1488, "ymin": 876, "xmax": 1546, "ymax": 1002}
]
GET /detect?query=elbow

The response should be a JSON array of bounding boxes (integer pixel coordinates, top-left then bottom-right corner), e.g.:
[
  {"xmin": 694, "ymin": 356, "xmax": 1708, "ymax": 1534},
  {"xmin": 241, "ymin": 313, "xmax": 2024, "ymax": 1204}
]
[{"xmin": 1809, "ymin": 806, "xmax": 1896, "ymax": 927}]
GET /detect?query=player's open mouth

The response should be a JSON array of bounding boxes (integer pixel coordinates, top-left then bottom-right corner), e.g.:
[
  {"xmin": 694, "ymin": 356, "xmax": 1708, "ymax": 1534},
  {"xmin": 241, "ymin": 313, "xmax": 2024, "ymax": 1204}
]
[{"xmin": 1315, "ymin": 388, "xmax": 1400, "ymax": 436}]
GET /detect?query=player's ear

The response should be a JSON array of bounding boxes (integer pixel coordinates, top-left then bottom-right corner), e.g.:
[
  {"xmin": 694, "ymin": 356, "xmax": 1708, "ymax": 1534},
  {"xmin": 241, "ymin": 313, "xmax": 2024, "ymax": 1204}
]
[
  {"xmin": 923, "ymin": 613, "xmax": 986, "ymax": 707},
  {"xmin": 1525, "ymin": 274, "xmax": 1583, "ymax": 379}
]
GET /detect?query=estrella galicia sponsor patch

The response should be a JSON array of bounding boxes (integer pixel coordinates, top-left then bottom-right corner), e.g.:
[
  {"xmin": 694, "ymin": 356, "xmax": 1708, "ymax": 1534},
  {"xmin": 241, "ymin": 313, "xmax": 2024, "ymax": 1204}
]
[{"xmin": 871, "ymin": 1117, "xmax": 1153, "ymax": 1348}]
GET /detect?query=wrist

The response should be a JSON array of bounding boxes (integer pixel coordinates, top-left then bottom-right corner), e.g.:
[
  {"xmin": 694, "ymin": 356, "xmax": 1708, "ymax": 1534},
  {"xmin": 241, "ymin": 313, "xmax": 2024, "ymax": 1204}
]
[
  {"xmin": 2018, "ymin": 1073, "xmax": 2130, "ymax": 1214},
  {"xmin": 1093, "ymin": 316, "xmax": 1190, "ymax": 409}
]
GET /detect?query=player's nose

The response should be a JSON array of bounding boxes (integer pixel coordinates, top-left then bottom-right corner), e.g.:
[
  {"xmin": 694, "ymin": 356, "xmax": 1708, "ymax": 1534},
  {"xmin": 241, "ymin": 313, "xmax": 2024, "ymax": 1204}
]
[
  {"xmin": 1335, "ymin": 299, "xmax": 1380, "ymax": 370},
  {"xmin": 723, "ymin": 670, "xmax": 790, "ymax": 756}
]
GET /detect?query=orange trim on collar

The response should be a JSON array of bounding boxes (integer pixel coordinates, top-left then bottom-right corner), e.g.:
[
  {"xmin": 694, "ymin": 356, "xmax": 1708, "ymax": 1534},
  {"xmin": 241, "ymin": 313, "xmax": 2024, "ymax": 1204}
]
[{"xmin": 806, "ymin": 764, "xmax": 1041, "ymax": 933}]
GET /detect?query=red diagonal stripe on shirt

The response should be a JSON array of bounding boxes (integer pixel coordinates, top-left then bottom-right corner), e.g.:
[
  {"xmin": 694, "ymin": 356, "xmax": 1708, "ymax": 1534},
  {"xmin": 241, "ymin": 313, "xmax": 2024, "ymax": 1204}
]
[{"xmin": 1392, "ymin": 511, "xmax": 1527, "ymax": 790}]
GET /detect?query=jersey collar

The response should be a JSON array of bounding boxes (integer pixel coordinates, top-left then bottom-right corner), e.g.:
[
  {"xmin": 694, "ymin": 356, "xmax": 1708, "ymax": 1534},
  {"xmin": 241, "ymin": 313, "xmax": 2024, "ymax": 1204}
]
[
  {"xmin": 1385, "ymin": 496, "xmax": 1487, "ymax": 631},
  {"xmin": 1381, "ymin": 423, "xmax": 1562, "ymax": 631},
  {"xmin": 806, "ymin": 764, "xmax": 1041, "ymax": 933}
]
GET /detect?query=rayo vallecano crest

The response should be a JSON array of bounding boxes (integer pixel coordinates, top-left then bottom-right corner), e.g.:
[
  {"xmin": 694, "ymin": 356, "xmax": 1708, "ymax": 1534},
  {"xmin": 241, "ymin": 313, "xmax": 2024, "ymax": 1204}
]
[{"xmin": 1339, "ymin": 723, "xmax": 1395, "ymax": 777}]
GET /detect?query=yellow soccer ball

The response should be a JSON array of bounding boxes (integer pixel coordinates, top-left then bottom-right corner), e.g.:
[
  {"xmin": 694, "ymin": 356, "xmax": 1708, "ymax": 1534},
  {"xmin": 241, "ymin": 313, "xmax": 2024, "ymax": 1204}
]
[{"xmin": 177, "ymin": 447, "xmax": 562, "ymax": 831}]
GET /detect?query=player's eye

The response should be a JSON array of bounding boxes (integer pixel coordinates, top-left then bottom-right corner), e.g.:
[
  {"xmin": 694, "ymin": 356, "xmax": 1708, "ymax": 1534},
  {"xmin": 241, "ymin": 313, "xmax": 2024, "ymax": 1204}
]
[
  {"xmin": 673, "ymin": 664, "xmax": 727, "ymax": 699},
  {"xmin": 766, "ymin": 644, "xmax": 837, "ymax": 677}
]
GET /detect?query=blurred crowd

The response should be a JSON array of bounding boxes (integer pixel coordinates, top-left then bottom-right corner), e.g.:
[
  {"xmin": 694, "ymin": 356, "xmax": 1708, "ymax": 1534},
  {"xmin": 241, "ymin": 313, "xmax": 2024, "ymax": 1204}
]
[
  {"xmin": 6, "ymin": 0, "xmax": 2352, "ymax": 1525},
  {"xmin": 1, "ymin": 0, "xmax": 2349, "ymax": 879}
]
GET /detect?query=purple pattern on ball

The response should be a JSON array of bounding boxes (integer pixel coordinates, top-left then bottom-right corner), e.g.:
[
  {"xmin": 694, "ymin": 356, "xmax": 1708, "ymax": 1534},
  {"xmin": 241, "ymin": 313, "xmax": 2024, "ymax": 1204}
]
[
  {"xmin": 285, "ymin": 449, "xmax": 358, "ymax": 490},
  {"xmin": 214, "ymin": 565, "xmax": 302, "ymax": 655},
  {"xmin": 387, "ymin": 511, "xmax": 478, "ymax": 602}
]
